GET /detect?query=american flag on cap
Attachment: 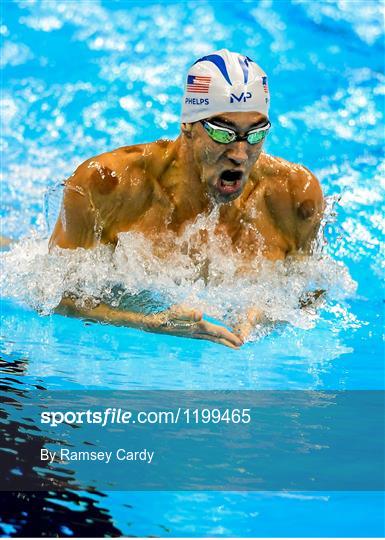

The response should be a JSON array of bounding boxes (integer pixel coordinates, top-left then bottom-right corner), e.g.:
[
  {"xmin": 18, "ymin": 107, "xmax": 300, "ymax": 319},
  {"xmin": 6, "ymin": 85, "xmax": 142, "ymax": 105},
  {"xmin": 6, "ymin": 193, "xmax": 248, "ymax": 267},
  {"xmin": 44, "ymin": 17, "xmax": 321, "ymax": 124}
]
[
  {"xmin": 262, "ymin": 76, "xmax": 268, "ymax": 94},
  {"xmin": 187, "ymin": 75, "xmax": 211, "ymax": 93}
]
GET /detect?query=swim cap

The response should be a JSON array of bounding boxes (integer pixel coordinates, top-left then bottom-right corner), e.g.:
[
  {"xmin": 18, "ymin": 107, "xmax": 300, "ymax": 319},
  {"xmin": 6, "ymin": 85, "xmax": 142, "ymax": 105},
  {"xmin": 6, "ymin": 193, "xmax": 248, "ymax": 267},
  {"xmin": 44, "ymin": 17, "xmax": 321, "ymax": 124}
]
[{"xmin": 181, "ymin": 48, "xmax": 270, "ymax": 123}]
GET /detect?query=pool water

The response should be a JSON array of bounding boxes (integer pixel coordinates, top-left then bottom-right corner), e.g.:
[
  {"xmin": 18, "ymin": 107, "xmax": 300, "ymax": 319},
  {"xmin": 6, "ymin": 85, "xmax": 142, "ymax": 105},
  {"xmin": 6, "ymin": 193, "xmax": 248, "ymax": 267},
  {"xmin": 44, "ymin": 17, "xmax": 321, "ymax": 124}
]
[{"xmin": 1, "ymin": 0, "xmax": 384, "ymax": 537}]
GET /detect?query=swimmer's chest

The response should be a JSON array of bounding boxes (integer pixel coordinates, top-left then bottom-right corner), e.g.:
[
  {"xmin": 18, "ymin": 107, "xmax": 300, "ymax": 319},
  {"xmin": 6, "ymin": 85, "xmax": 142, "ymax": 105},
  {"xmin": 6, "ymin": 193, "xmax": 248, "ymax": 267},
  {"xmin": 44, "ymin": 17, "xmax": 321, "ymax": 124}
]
[
  {"xmin": 107, "ymin": 179, "xmax": 295, "ymax": 261},
  {"xmin": 218, "ymin": 191, "xmax": 295, "ymax": 261}
]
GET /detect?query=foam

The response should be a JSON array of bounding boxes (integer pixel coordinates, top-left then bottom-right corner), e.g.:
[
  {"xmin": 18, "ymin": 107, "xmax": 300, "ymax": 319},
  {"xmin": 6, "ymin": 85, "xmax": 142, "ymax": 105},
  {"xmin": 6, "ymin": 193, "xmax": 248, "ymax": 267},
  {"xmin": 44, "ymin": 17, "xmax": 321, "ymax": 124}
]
[{"xmin": 0, "ymin": 204, "xmax": 357, "ymax": 340}]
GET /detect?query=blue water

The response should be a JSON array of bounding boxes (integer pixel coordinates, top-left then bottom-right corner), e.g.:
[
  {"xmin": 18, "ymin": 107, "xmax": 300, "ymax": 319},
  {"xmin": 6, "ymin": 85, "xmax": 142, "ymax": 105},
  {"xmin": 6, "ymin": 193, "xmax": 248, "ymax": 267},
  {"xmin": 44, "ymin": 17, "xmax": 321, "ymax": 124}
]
[{"xmin": 1, "ymin": 0, "xmax": 384, "ymax": 537}]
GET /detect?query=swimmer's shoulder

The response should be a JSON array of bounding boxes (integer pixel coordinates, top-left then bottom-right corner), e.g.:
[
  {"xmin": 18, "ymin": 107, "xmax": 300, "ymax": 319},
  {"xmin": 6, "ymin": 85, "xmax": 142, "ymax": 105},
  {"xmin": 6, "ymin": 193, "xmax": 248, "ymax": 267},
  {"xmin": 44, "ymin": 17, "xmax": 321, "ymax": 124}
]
[
  {"xmin": 256, "ymin": 152, "xmax": 324, "ymax": 219},
  {"xmin": 65, "ymin": 139, "xmax": 175, "ymax": 198},
  {"xmin": 252, "ymin": 153, "xmax": 324, "ymax": 252}
]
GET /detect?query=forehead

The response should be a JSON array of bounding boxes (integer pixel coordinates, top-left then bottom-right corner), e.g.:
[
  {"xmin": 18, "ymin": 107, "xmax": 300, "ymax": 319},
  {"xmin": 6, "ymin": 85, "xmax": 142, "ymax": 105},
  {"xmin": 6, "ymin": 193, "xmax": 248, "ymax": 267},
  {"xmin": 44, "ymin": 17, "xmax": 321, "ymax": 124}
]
[{"xmin": 207, "ymin": 111, "xmax": 268, "ymax": 129}]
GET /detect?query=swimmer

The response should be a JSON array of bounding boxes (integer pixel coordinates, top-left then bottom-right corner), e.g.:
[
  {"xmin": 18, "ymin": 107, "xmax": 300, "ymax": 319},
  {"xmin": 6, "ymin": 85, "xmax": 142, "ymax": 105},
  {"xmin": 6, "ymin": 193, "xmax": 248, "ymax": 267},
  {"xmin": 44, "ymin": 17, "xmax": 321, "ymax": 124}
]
[{"xmin": 50, "ymin": 49, "xmax": 324, "ymax": 348}]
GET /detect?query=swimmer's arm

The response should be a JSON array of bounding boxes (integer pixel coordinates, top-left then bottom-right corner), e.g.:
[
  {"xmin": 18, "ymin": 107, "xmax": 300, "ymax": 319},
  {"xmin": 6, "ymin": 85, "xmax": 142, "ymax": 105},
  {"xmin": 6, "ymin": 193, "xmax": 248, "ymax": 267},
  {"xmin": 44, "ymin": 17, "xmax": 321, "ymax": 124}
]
[
  {"xmin": 290, "ymin": 165, "xmax": 325, "ymax": 254},
  {"xmin": 49, "ymin": 168, "xmax": 102, "ymax": 250},
  {"xmin": 55, "ymin": 298, "xmax": 243, "ymax": 349},
  {"xmin": 234, "ymin": 169, "xmax": 325, "ymax": 340},
  {"xmin": 289, "ymin": 167, "xmax": 326, "ymax": 306},
  {"xmin": 49, "ymin": 154, "xmax": 126, "ymax": 250}
]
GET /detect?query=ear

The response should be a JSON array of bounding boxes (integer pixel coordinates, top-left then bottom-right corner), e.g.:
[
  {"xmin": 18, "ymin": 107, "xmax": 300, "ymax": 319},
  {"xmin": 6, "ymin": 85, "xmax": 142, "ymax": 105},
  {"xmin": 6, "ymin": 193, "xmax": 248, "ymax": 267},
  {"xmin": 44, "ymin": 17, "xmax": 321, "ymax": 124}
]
[{"xmin": 181, "ymin": 123, "xmax": 193, "ymax": 137}]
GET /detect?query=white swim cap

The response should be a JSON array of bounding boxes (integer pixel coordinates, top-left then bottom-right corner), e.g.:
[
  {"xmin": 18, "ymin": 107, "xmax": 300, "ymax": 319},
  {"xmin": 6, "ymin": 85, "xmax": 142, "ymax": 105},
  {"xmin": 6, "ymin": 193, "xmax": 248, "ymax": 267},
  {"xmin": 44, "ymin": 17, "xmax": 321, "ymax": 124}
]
[{"xmin": 181, "ymin": 48, "xmax": 270, "ymax": 123}]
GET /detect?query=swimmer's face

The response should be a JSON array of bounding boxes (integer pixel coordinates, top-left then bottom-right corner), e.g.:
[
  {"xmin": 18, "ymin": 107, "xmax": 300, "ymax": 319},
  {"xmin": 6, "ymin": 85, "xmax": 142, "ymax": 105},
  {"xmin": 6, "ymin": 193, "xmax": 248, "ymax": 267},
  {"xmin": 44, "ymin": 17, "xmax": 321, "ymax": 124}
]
[{"xmin": 182, "ymin": 111, "xmax": 269, "ymax": 203}]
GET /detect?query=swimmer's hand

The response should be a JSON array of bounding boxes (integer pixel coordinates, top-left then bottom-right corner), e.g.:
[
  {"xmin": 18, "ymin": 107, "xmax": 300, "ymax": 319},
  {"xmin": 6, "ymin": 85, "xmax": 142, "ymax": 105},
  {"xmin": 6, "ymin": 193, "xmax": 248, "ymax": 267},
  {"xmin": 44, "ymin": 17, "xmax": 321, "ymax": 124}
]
[
  {"xmin": 55, "ymin": 298, "xmax": 243, "ymax": 349},
  {"xmin": 150, "ymin": 305, "xmax": 243, "ymax": 349},
  {"xmin": 299, "ymin": 289, "xmax": 326, "ymax": 308},
  {"xmin": 233, "ymin": 308, "xmax": 269, "ymax": 342},
  {"xmin": 233, "ymin": 290, "xmax": 327, "ymax": 342}
]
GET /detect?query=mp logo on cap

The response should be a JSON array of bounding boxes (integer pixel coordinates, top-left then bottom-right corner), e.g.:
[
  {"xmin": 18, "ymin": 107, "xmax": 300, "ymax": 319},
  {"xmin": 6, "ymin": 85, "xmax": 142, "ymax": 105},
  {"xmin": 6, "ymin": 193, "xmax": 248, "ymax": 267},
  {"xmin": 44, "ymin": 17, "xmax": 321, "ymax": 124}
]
[{"xmin": 230, "ymin": 91, "xmax": 252, "ymax": 103}]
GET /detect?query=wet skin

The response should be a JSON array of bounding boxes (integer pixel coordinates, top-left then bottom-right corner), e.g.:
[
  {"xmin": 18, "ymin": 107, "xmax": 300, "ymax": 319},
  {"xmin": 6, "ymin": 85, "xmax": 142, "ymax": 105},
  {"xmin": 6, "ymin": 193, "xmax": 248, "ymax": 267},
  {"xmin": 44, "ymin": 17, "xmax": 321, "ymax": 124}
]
[{"xmin": 50, "ymin": 112, "xmax": 324, "ymax": 348}]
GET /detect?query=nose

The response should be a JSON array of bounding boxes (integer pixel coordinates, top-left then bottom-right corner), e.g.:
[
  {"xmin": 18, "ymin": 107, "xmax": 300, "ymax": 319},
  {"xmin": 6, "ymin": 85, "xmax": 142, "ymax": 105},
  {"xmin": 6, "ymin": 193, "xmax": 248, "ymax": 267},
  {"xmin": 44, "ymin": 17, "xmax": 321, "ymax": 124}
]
[{"xmin": 226, "ymin": 141, "xmax": 249, "ymax": 166}]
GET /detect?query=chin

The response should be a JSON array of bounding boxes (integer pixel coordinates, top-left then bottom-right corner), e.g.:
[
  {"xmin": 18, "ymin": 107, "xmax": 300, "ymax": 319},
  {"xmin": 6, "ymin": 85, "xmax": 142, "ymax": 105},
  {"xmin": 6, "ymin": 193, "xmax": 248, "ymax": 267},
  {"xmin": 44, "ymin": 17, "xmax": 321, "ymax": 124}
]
[
  {"xmin": 209, "ymin": 183, "xmax": 244, "ymax": 204},
  {"xmin": 216, "ymin": 190, "xmax": 242, "ymax": 203}
]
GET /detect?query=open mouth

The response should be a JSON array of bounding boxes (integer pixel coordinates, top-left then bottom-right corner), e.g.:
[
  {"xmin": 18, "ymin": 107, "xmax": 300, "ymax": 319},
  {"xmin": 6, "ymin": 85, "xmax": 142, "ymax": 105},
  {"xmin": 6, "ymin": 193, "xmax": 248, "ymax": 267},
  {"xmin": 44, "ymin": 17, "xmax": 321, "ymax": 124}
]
[{"xmin": 216, "ymin": 170, "xmax": 243, "ymax": 195}]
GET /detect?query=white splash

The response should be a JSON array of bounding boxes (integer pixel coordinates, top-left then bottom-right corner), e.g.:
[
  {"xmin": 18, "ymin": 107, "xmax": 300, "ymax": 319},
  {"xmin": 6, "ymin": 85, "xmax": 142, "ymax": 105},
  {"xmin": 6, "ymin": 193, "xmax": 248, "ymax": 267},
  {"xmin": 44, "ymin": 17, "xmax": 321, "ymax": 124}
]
[{"xmin": 0, "ymin": 208, "xmax": 357, "ymax": 338}]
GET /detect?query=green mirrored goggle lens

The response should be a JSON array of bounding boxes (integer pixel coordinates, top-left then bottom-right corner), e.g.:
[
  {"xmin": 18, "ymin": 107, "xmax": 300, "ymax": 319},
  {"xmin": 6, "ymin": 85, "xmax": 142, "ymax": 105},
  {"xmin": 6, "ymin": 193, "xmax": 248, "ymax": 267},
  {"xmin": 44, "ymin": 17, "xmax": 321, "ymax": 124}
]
[
  {"xmin": 202, "ymin": 121, "xmax": 270, "ymax": 145},
  {"xmin": 205, "ymin": 124, "xmax": 235, "ymax": 144},
  {"xmin": 246, "ymin": 129, "xmax": 268, "ymax": 144}
]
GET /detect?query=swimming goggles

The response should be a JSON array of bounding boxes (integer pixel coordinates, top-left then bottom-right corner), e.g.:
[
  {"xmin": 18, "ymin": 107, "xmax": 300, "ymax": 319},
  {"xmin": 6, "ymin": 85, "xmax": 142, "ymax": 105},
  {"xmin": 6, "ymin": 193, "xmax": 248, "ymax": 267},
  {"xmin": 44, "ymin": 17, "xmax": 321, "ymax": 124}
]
[{"xmin": 200, "ymin": 119, "xmax": 271, "ymax": 145}]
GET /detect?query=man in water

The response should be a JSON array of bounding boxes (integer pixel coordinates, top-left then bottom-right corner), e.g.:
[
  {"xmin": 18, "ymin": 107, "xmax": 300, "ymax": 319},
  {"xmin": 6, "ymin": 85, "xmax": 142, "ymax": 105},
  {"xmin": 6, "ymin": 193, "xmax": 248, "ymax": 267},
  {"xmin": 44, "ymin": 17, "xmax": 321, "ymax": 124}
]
[{"xmin": 50, "ymin": 49, "xmax": 324, "ymax": 348}]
